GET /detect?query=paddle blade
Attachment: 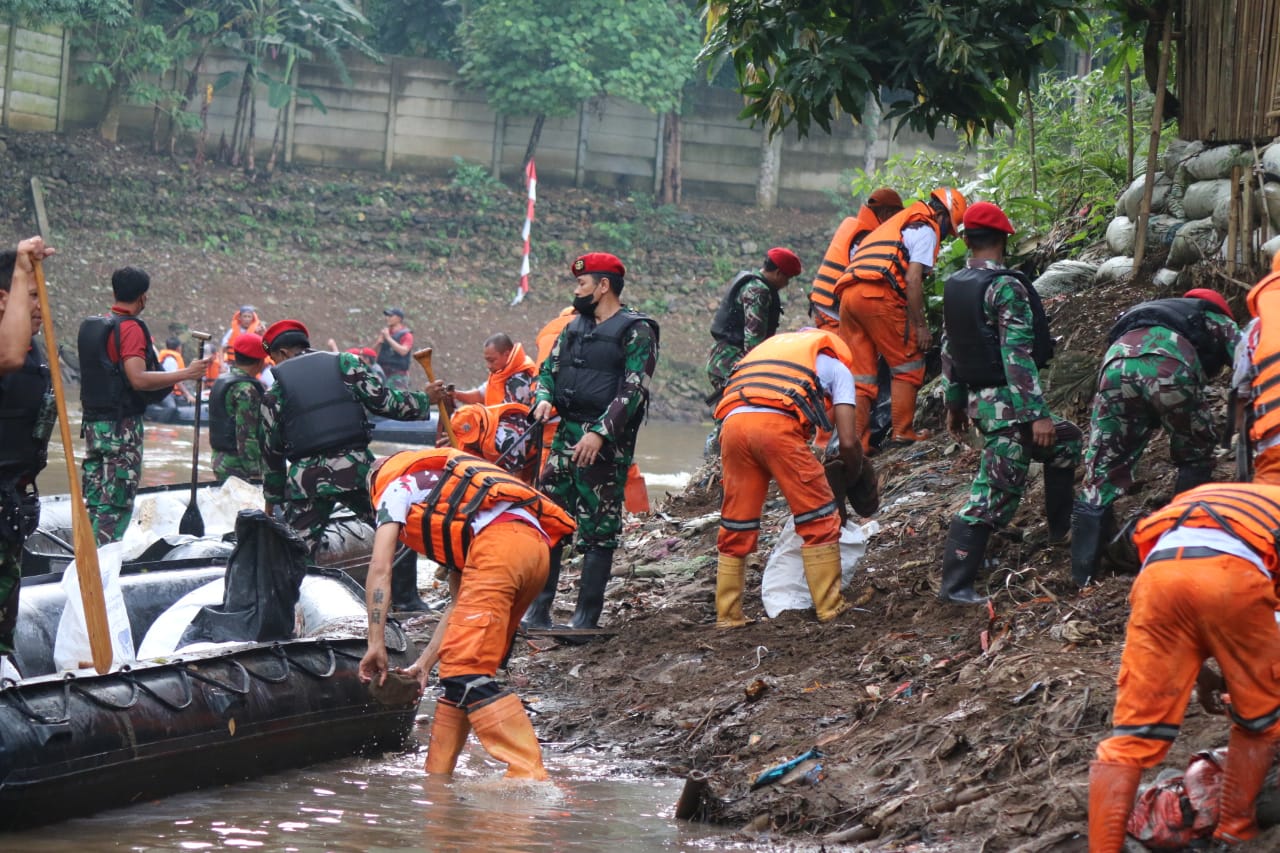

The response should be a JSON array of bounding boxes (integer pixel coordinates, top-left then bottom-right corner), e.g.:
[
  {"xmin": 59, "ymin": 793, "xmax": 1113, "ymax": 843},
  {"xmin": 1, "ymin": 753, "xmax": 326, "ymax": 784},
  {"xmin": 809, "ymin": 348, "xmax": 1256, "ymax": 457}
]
[{"xmin": 179, "ymin": 499, "xmax": 205, "ymax": 537}]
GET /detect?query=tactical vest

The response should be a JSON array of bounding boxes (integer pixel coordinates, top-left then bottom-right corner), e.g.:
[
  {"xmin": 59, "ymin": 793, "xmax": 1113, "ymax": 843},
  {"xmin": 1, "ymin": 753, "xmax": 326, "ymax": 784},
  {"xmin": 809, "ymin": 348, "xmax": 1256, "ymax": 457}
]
[
  {"xmin": 710, "ymin": 272, "xmax": 782, "ymax": 348},
  {"xmin": 0, "ymin": 345, "xmax": 52, "ymax": 478},
  {"xmin": 271, "ymin": 351, "xmax": 370, "ymax": 459},
  {"xmin": 835, "ymin": 202, "xmax": 940, "ymax": 302},
  {"xmin": 553, "ymin": 309, "xmax": 659, "ymax": 424},
  {"xmin": 78, "ymin": 314, "xmax": 170, "ymax": 420},
  {"xmin": 208, "ymin": 372, "xmax": 261, "ymax": 453},
  {"xmin": 371, "ymin": 449, "xmax": 576, "ymax": 569},
  {"xmin": 1106, "ymin": 298, "xmax": 1230, "ymax": 377},
  {"xmin": 450, "ymin": 401, "xmax": 536, "ymax": 478},
  {"xmin": 377, "ymin": 327, "xmax": 412, "ymax": 374},
  {"xmin": 942, "ymin": 267, "xmax": 1055, "ymax": 388},
  {"xmin": 1247, "ymin": 272, "xmax": 1280, "ymax": 442},
  {"xmin": 810, "ymin": 209, "xmax": 883, "ymax": 318},
  {"xmin": 1134, "ymin": 483, "xmax": 1280, "ymax": 572},
  {"xmin": 713, "ymin": 329, "xmax": 854, "ymax": 432}
]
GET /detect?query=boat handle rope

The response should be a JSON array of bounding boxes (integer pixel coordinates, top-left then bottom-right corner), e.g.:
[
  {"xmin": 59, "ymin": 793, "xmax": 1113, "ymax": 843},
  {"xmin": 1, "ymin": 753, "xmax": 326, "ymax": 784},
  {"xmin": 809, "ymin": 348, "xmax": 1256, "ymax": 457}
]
[
  {"xmin": 284, "ymin": 643, "xmax": 337, "ymax": 679},
  {"xmin": 238, "ymin": 647, "xmax": 292, "ymax": 684},
  {"xmin": 0, "ymin": 677, "xmax": 72, "ymax": 724},
  {"xmin": 181, "ymin": 658, "xmax": 253, "ymax": 696},
  {"xmin": 118, "ymin": 664, "xmax": 195, "ymax": 713}
]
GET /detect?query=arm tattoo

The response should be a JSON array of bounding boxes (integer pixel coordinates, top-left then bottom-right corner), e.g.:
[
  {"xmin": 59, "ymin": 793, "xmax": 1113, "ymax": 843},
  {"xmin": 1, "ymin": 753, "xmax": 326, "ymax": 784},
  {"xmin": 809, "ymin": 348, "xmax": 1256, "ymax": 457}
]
[
  {"xmin": 373, "ymin": 589, "xmax": 385, "ymax": 604},
  {"xmin": 370, "ymin": 608, "xmax": 383, "ymax": 625}
]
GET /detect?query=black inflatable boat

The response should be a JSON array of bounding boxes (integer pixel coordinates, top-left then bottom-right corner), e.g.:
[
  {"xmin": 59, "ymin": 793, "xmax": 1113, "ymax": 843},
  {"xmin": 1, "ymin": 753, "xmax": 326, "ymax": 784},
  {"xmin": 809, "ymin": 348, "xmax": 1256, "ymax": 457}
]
[{"xmin": 144, "ymin": 402, "xmax": 438, "ymax": 447}]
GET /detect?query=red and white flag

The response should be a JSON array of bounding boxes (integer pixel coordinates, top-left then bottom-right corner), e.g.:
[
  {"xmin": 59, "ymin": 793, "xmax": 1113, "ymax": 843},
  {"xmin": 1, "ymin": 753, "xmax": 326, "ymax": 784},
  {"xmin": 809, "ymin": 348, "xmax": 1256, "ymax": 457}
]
[{"xmin": 512, "ymin": 159, "xmax": 537, "ymax": 306}]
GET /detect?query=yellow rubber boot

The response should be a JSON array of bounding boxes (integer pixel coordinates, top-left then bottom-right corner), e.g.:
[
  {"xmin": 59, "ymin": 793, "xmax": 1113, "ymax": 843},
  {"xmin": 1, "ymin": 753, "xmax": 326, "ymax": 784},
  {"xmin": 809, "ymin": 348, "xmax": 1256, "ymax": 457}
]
[
  {"xmin": 467, "ymin": 693, "xmax": 550, "ymax": 781},
  {"xmin": 424, "ymin": 700, "xmax": 471, "ymax": 777},
  {"xmin": 1087, "ymin": 760, "xmax": 1141, "ymax": 853},
  {"xmin": 1213, "ymin": 728, "xmax": 1277, "ymax": 843},
  {"xmin": 715, "ymin": 553, "xmax": 748, "ymax": 628},
  {"xmin": 801, "ymin": 542, "xmax": 849, "ymax": 622}
]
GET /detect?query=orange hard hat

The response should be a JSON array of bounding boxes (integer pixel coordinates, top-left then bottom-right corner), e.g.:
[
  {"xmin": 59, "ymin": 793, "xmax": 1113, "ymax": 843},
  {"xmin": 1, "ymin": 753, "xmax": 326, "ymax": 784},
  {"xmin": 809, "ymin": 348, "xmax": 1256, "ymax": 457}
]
[{"xmin": 930, "ymin": 187, "xmax": 968, "ymax": 235}]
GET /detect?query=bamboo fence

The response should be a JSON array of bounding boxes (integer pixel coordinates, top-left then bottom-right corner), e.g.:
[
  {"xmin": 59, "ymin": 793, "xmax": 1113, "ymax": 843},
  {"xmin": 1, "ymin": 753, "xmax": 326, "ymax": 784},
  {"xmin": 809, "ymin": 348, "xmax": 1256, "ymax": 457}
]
[{"xmin": 1180, "ymin": 0, "xmax": 1280, "ymax": 142}]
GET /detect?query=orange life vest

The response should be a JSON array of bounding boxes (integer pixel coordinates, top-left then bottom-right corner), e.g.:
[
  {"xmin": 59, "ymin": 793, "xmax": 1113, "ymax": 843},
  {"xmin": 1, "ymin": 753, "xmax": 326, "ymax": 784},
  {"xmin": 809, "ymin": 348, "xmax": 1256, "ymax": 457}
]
[
  {"xmin": 484, "ymin": 342, "xmax": 537, "ymax": 406},
  {"xmin": 371, "ymin": 448, "xmax": 576, "ymax": 569},
  {"xmin": 833, "ymin": 201, "xmax": 940, "ymax": 303},
  {"xmin": 157, "ymin": 348, "xmax": 186, "ymax": 397},
  {"xmin": 449, "ymin": 401, "xmax": 537, "ymax": 480},
  {"xmin": 1133, "ymin": 483, "xmax": 1280, "ymax": 572},
  {"xmin": 1247, "ymin": 271, "xmax": 1280, "ymax": 442},
  {"xmin": 224, "ymin": 312, "xmax": 266, "ymax": 361},
  {"xmin": 810, "ymin": 207, "xmax": 883, "ymax": 319},
  {"xmin": 713, "ymin": 329, "xmax": 854, "ymax": 432}
]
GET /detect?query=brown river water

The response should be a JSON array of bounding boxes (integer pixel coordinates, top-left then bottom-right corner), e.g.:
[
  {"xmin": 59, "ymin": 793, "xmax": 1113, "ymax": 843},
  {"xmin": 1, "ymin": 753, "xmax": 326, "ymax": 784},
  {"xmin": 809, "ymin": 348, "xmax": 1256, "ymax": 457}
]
[{"xmin": 23, "ymin": 415, "xmax": 737, "ymax": 850}]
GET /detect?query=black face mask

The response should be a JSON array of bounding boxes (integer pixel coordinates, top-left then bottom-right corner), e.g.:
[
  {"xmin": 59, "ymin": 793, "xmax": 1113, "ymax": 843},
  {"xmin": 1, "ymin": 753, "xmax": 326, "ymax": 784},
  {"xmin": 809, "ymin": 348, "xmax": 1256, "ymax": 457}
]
[{"xmin": 572, "ymin": 293, "xmax": 598, "ymax": 317}]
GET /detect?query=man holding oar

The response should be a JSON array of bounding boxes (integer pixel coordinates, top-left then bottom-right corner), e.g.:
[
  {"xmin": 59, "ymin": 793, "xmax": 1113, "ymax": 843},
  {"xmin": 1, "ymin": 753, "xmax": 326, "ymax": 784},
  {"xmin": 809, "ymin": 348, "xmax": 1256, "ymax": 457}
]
[{"xmin": 0, "ymin": 237, "xmax": 56, "ymax": 676}]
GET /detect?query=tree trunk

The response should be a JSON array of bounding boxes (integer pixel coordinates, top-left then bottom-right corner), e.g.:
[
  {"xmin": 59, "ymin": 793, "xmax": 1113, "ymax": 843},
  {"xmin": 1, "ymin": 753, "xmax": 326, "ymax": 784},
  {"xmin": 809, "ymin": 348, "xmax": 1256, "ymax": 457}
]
[
  {"xmin": 243, "ymin": 94, "xmax": 257, "ymax": 173},
  {"xmin": 522, "ymin": 113, "xmax": 545, "ymax": 174},
  {"xmin": 756, "ymin": 128, "xmax": 782, "ymax": 210},
  {"xmin": 170, "ymin": 50, "xmax": 206, "ymax": 157},
  {"xmin": 195, "ymin": 86, "xmax": 212, "ymax": 167},
  {"xmin": 862, "ymin": 91, "xmax": 881, "ymax": 176},
  {"xmin": 229, "ymin": 66, "xmax": 252, "ymax": 166},
  {"xmin": 150, "ymin": 101, "xmax": 163, "ymax": 153},
  {"xmin": 266, "ymin": 105, "xmax": 285, "ymax": 175},
  {"xmin": 660, "ymin": 109, "xmax": 682, "ymax": 206},
  {"xmin": 97, "ymin": 79, "xmax": 125, "ymax": 142}
]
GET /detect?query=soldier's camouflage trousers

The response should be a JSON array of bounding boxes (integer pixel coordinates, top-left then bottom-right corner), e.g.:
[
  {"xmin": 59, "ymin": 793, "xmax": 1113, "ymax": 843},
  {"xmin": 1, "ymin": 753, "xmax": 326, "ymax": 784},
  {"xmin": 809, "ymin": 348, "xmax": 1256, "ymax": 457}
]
[
  {"xmin": 1079, "ymin": 360, "xmax": 1217, "ymax": 508},
  {"xmin": 540, "ymin": 420, "xmax": 634, "ymax": 551},
  {"xmin": 958, "ymin": 416, "xmax": 1082, "ymax": 528},
  {"xmin": 82, "ymin": 417, "xmax": 144, "ymax": 544},
  {"xmin": 283, "ymin": 490, "xmax": 375, "ymax": 555},
  {"xmin": 0, "ymin": 538, "xmax": 19, "ymax": 655}
]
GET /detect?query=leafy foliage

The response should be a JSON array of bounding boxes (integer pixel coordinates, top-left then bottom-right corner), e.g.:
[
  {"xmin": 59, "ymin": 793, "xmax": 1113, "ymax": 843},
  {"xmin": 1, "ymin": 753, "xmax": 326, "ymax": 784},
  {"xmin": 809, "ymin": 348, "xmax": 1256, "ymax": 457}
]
[
  {"xmin": 700, "ymin": 0, "xmax": 1092, "ymax": 139},
  {"xmin": 455, "ymin": 0, "xmax": 699, "ymax": 119},
  {"xmin": 364, "ymin": 0, "xmax": 461, "ymax": 60}
]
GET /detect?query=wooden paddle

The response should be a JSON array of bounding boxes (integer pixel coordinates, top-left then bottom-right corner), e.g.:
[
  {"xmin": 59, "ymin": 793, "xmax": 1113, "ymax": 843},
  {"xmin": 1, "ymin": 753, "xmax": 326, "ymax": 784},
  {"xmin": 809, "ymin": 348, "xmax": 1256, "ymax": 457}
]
[
  {"xmin": 178, "ymin": 331, "xmax": 212, "ymax": 537},
  {"xmin": 412, "ymin": 347, "xmax": 458, "ymax": 447},
  {"xmin": 33, "ymin": 256, "xmax": 114, "ymax": 673}
]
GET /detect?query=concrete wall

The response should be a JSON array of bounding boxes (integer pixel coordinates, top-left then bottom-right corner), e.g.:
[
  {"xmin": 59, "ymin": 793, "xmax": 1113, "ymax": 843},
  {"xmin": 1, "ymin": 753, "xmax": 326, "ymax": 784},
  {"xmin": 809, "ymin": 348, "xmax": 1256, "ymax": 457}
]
[
  {"xmin": 0, "ymin": 24, "xmax": 70, "ymax": 132},
  {"xmin": 51, "ymin": 43, "xmax": 963, "ymax": 210}
]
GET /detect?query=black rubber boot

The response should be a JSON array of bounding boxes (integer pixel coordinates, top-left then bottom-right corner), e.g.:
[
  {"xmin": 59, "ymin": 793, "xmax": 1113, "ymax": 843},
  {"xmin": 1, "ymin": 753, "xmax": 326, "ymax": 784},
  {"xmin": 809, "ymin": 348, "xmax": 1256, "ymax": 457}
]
[
  {"xmin": 520, "ymin": 543, "xmax": 563, "ymax": 629},
  {"xmin": 1173, "ymin": 462, "xmax": 1215, "ymax": 496},
  {"xmin": 938, "ymin": 518, "xmax": 991, "ymax": 605},
  {"xmin": 1069, "ymin": 501, "xmax": 1111, "ymax": 587},
  {"xmin": 390, "ymin": 545, "xmax": 430, "ymax": 613},
  {"xmin": 1104, "ymin": 515, "xmax": 1141, "ymax": 574},
  {"xmin": 569, "ymin": 547, "xmax": 614, "ymax": 629},
  {"xmin": 1043, "ymin": 466, "xmax": 1075, "ymax": 543}
]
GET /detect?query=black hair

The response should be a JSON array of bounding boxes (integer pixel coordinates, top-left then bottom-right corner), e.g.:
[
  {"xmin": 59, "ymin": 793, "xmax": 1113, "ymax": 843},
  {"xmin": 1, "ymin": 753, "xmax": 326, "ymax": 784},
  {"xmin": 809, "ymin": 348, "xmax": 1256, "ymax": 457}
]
[
  {"xmin": 165, "ymin": 336, "xmax": 181, "ymax": 349},
  {"xmin": 763, "ymin": 258, "xmax": 779, "ymax": 274},
  {"xmin": 234, "ymin": 352, "xmax": 261, "ymax": 367},
  {"xmin": 0, "ymin": 250, "xmax": 15, "ymax": 293},
  {"xmin": 267, "ymin": 331, "xmax": 310, "ymax": 352},
  {"xmin": 111, "ymin": 266, "xmax": 151, "ymax": 302},
  {"xmin": 597, "ymin": 273, "xmax": 625, "ymax": 296},
  {"xmin": 483, "ymin": 332, "xmax": 514, "ymax": 352},
  {"xmin": 963, "ymin": 228, "xmax": 1007, "ymax": 252}
]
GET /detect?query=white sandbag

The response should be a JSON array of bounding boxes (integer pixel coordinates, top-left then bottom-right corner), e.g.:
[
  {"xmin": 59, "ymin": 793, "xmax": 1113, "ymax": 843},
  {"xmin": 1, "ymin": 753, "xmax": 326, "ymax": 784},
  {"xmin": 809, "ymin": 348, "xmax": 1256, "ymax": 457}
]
[
  {"xmin": 1167, "ymin": 218, "xmax": 1222, "ymax": 269},
  {"xmin": 1032, "ymin": 260, "xmax": 1097, "ymax": 298},
  {"xmin": 1153, "ymin": 268, "xmax": 1180, "ymax": 288},
  {"xmin": 1146, "ymin": 214, "xmax": 1186, "ymax": 248},
  {"xmin": 1183, "ymin": 145, "xmax": 1245, "ymax": 181},
  {"xmin": 122, "ymin": 477, "xmax": 264, "ymax": 554},
  {"xmin": 1105, "ymin": 216, "xmax": 1136, "ymax": 256},
  {"xmin": 1164, "ymin": 139, "xmax": 1205, "ymax": 175},
  {"xmin": 54, "ymin": 542, "xmax": 134, "ymax": 671},
  {"xmin": 1263, "ymin": 183, "xmax": 1280, "ymax": 232},
  {"xmin": 761, "ymin": 518, "xmax": 878, "ymax": 618},
  {"xmin": 1118, "ymin": 172, "xmax": 1171, "ymax": 220},
  {"xmin": 1263, "ymin": 234, "xmax": 1280, "ymax": 269},
  {"xmin": 1094, "ymin": 256, "xmax": 1134, "ymax": 284},
  {"xmin": 1262, "ymin": 143, "xmax": 1280, "ymax": 177},
  {"xmin": 1183, "ymin": 179, "xmax": 1230, "ymax": 221},
  {"xmin": 136, "ymin": 578, "xmax": 225, "ymax": 659}
]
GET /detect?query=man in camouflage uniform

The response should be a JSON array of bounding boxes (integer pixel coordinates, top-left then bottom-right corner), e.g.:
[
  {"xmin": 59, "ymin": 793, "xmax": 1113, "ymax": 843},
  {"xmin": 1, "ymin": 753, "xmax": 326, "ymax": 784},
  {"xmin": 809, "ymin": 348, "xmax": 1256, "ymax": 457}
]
[
  {"xmin": 0, "ymin": 237, "xmax": 57, "ymax": 675},
  {"xmin": 78, "ymin": 267, "xmax": 210, "ymax": 542},
  {"xmin": 705, "ymin": 247, "xmax": 802, "ymax": 403},
  {"xmin": 939, "ymin": 202, "xmax": 1081, "ymax": 605},
  {"xmin": 210, "ymin": 332, "xmax": 268, "ymax": 481},
  {"xmin": 1071, "ymin": 288, "xmax": 1238, "ymax": 586},
  {"xmin": 260, "ymin": 319, "xmax": 444, "ymax": 611},
  {"xmin": 528, "ymin": 253, "xmax": 659, "ymax": 630}
]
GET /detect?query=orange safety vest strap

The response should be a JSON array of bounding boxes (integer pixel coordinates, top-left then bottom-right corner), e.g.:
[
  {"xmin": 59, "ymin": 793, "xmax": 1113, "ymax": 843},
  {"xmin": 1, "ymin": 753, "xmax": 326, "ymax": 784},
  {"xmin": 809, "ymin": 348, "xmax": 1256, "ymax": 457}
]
[
  {"xmin": 810, "ymin": 212, "xmax": 875, "ymax": 316},
  {"xmin": 1249, "ymin": 273, "xmax": 1280, "ymax": 441},
  {"xmin": 713, "ymin": 330, "xmax": 854, "ymax": 431},
  {"xmin": 837, "ymin": 203, "xmax": 938, "ymax": 303},
  {"xmin": 1133, "ymin": 483, "xmax": 1280, "ymax": 570}
]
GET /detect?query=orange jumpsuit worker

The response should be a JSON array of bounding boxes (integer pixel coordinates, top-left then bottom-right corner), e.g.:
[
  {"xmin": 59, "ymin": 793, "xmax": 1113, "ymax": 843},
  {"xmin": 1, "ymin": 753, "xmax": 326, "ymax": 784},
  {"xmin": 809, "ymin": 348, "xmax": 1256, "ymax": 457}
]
[
  {"xmin": 808, "ymin": 187, "xmax": 903, "ymax": 323},
  {"xmin": 713, "ymin": 329, "xmax": 864, "ymax": 627},
  {"xmin": 359, "ymin": 448, "xmax": 575, "ymax": 780},
  {"xmin": 1233, "ymin": 252, "xmax": 1280, "ymax": 483},
  {"xmin": 1089, "ymin": 483, "xmax": 1280, "ymax": 850},
  {"xmin": 449, "ymin": 401, "xmax": 539, "ymax": 482},
  {"xmin": 833, "ymin": 187, "xmax": 967, "ymax": 450}
]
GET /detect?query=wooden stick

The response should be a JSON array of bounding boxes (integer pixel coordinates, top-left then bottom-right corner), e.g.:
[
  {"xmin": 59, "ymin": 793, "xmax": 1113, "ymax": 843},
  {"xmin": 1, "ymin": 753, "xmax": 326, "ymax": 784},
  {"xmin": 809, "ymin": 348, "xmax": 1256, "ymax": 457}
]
[
  {"xmin": 34, "ymin": 257, "xmax": 113, "ymax": 673},
  {"xmin": 1132, "ymin": 8, "xmax": 1174, "ymax": 273},
  {"xmin": 1228, "ymin": 166, "xmax": 1241, "ymax": 275},
  {"xmin": 411, "ymin": 347, "xmax": 457, "ymax": 447}
]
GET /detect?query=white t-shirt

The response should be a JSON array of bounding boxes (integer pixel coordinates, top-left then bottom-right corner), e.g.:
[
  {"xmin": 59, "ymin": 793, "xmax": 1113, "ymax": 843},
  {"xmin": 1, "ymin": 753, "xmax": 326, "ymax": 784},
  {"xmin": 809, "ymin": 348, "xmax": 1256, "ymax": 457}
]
[
  {"xmin": 901, "ymin": 224, "xmax": 938, "ymax": 269},
  {"xmin": 161, "ymin": 355, "xmax": 180, "ymax": 373},
  {"xmin": 376, "ymin": 468, "xmax": 545, "ymax": 540},
  {"xmin": 722, "ymin": 353, "xmax": 855, "ymax": 420}
]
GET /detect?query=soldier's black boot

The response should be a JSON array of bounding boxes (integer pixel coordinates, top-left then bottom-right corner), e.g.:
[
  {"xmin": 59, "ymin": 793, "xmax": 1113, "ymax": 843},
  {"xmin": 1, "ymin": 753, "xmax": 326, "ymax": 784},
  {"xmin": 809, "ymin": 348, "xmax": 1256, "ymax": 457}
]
[
  {"xmin": 1173, "ymin": 462, "xmax": 1215, "ymax": 496},
  {"xmin": 938, "ymin": 518, "xmax": 991, "ymax": 605},
  {"xmin": 1043, "ymin": 466, "xmax": 1075, "ymax": 544},
  {"xmin": 569, "ymin": 547, "xmax": 613, "ymax": 629},
  {"xmin": 520, "ymin": 543, "xmax": 563, "ymax": 629},
  {"xmin": 1069, "ymin": 501, "xmax": 1111, "ymax": 587},
  {"xmin": 390, "ymin": 545, "xmax": 430, "ymax": 613}
]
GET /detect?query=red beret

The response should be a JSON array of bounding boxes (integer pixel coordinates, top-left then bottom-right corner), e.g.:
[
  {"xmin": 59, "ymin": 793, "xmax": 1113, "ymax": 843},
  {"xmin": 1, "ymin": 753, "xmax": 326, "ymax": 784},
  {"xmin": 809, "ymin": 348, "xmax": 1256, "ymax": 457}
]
[
  {"xmin": 962, "ymin": 201, "xmax": 1015, "ymax": 235},
  {"xmin": 766, "ymin": 247, "xmax": 802, "ymax": 277},
  {"xmin": 867, "ymin": 187, "xmax": 903, "ymax": 209},
  {"xmin": 571, "ymin": 252, "xmax": 625, "ymax": 278},
  {"xmin": 1184, "ymin": 288, "xmax": 1234, "ymax": 321},
  {"xmin": 232, "ymin": 332, "xmax": 267, "ymax": 361},
  {"xmin": 361, "ymin": 346, "xmax": 378, "ymax": 359},
  {"xmin": 262, "ymin": 319, "xmax": 310, "ymax": 350}
]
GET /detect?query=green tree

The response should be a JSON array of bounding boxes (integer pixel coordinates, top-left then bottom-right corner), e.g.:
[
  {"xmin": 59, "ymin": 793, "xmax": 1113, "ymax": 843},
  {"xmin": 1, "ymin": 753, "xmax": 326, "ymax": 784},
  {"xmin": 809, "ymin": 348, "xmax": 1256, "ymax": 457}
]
[
  {"xmin": 364, "ymin": 0, "xmax": 460, "ymax": 60},
  {"xmin": 455, "ymin": 0, "xmax": 699, "ymax": 171},
  {"xmin": 700, "ymin": 0, "xmax": 1093, "ymax": 139}
]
